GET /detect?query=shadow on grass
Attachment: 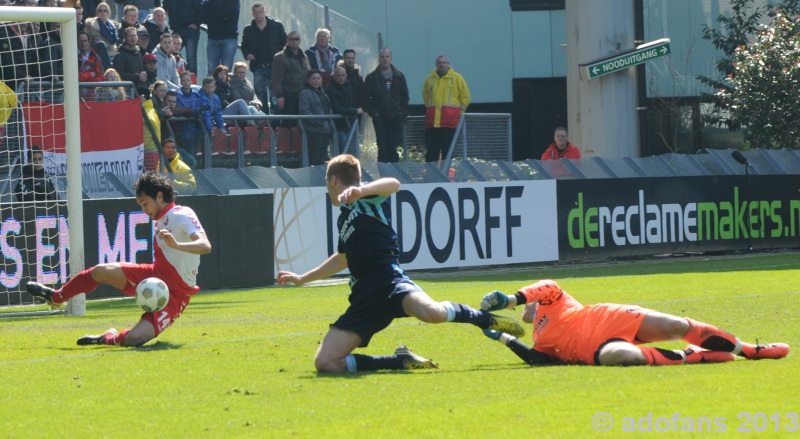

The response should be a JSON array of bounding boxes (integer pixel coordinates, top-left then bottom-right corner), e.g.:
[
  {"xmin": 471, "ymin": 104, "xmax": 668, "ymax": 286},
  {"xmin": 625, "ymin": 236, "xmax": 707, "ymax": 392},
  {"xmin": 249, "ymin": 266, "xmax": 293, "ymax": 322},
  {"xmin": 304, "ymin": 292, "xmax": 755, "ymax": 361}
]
[
  {"xmin": 295, "ymin": 362, "xmax": 549, "ymax": 379},
  {"xmin": 58, "ymin": 340, "xmax": 184, "ymax": 352}
]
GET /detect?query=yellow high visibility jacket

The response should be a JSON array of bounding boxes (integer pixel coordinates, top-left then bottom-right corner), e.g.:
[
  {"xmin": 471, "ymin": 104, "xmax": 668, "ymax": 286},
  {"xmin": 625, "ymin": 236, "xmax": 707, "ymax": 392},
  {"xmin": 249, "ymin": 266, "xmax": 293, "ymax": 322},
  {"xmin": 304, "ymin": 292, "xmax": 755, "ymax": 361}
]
[{"xmin": 422, "ymin": 67, "xmax": 470, "ymax": 129}]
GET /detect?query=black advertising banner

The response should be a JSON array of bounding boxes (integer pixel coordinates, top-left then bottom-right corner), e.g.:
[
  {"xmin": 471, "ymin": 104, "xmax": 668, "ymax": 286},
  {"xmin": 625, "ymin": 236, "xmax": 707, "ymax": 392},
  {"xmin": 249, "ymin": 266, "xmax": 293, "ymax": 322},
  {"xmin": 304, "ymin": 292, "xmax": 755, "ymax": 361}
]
[
  {"xmin": 82, "ymin": 194, "xmax": 274, "ymax": 299},
  {"xmin": 557, "ymin": 176, "xmax": 800, "ymax": 260},
  {"xmin": 1, "ymin": 194, "xmax": 273, "ymax": 305},
  {"xmin": 0, "ymin": 203, "xmax": 67, "ymax": 306}
]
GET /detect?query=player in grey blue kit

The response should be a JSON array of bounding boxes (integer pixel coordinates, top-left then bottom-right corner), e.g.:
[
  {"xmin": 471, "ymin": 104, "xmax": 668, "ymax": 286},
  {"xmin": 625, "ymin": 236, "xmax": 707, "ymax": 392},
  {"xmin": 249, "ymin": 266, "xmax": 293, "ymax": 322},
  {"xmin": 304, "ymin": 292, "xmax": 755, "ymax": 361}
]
[{"xmin": 277, "ymin": 154, "xmax": 524, "ymax": 373}]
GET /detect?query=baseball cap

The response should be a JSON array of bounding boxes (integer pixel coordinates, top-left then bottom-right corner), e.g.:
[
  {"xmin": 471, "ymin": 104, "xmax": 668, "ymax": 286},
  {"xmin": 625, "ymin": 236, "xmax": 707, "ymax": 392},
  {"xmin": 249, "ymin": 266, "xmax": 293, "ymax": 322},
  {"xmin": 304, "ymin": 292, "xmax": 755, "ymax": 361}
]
[
  {"xmin": 143, "ymin": 53, "xmax": 157, "ymax": 63},
  {"xmin": 138, "ymin": 29, "xmax": 149, "ymax": 37}
]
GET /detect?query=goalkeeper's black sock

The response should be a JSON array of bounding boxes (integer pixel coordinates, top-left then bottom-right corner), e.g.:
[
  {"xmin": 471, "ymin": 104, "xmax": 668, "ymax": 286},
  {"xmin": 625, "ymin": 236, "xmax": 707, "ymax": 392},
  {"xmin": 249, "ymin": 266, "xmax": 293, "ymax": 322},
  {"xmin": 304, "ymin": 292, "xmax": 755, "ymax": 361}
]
[
  {"xmin": 443, "ymin": 301, "xmax": 492, "ymax": 328},
  {"xmin": 347, "ymin": 353, "xmax": 404, "ymax": 372}
]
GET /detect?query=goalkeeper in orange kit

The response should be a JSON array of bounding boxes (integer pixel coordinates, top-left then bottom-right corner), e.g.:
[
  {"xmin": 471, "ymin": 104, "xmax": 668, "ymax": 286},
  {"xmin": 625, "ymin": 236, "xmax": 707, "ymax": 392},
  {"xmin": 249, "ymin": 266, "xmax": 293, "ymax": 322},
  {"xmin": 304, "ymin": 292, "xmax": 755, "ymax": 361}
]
[{"xmin": 480, "ymin": 280, "xmax": 789, "ymax": 366}]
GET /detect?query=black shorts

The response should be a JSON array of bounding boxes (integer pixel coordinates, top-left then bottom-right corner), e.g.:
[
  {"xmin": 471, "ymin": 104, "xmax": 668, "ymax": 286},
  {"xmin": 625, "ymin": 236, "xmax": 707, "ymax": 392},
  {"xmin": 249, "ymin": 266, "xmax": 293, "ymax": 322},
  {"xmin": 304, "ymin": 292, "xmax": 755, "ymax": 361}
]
[{"xmin": 332, "ymin": 278, "xmax": 422, "ymax": 347}]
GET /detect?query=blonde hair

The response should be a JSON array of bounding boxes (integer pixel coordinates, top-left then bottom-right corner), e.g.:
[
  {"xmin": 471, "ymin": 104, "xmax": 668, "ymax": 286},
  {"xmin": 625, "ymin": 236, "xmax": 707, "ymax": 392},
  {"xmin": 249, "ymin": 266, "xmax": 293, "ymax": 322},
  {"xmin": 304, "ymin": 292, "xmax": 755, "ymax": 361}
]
[
  {"xmin": 326, "ymin": 154, "xmax": 361, "ymax": 186},
  {"xmin": 103, "ymin": 68, "xmax": 127, "ymax": 100},
  {"xmin": 233, "ymin": 61, "xmax": 248, "ymax": 73}
]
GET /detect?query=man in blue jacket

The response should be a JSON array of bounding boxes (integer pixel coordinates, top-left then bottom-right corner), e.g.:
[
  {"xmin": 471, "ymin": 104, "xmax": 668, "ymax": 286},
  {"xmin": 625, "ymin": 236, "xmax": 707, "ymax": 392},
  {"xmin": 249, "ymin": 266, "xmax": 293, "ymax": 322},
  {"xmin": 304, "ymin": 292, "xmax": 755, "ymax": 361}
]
[{"xmin": 175, "ymin": 71, "xmax": 204, "ymax": 160}]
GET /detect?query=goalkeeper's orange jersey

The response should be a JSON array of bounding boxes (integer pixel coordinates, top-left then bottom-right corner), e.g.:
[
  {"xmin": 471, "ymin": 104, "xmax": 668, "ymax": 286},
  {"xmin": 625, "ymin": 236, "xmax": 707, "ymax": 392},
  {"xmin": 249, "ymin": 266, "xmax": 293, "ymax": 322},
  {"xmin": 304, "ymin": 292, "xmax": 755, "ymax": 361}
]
[{"xmin": 517, "ymin": 280, "xmax": 649, "ymax": 364}]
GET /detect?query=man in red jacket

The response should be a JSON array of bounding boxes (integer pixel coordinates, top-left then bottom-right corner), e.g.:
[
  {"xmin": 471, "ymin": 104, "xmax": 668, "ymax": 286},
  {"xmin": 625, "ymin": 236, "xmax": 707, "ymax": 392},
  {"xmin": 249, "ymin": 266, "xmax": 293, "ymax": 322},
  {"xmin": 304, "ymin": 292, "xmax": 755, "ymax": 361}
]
[
  {"xmin": 77, "ymin": 31, "xmax": 104, "ymax": 83},
  {"xmin": 541, "ymin": 127, "xmax": 581, "ymax": 160}
]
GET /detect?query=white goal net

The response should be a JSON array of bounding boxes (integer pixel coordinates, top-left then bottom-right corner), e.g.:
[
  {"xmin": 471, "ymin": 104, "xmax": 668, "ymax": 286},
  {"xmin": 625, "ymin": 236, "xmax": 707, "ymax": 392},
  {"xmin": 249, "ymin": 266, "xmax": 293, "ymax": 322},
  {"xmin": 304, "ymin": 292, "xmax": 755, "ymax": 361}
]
[{"xmin": 0, "ymin": 6, "xmax": 84, "ymax": 316}]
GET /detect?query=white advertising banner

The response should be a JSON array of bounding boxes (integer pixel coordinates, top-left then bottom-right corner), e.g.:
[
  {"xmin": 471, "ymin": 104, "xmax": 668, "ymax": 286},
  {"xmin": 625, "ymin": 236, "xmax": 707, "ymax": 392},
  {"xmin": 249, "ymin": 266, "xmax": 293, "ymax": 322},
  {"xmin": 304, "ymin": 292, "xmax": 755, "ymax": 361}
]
[{"xmin": 273, "ymin": 181, "xmax": 559, "ymax": 277}]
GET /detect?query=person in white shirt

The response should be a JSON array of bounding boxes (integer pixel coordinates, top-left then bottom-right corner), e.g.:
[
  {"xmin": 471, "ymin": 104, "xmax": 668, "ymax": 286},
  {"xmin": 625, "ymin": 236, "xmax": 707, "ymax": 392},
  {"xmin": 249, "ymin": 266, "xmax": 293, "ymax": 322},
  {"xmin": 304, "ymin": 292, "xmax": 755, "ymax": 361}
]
[{"xmin": 27, "ymin": 172, "xmax": 212, "ymax": 347}]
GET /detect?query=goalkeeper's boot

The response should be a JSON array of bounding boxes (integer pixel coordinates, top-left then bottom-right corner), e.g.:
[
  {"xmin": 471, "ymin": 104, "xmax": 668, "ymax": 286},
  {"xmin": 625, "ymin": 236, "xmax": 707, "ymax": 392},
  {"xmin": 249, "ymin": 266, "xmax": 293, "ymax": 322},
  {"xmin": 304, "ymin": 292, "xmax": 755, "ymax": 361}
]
[
  {"xmin": 684, "ymin": 345, "xmax": 735, "ymax": 363},
  {"xmin": 394, "ymin": 345, "xmax": 439, "ymax": 370},
  {"xmin": 26, "ymin": 282, "xmax": 57, "ymax": 306},
  {"xmin": 488, "ymin": 313, "xmax": 525, "ymax": 338},
  {"xmin": 77, "ymin": 328, "xmax": 118, "ymax": 346},
  {"xmin": 740, "ymin": 342, "xmax": 790, "ymax": 360},
  {"xmin": 483, "ymin": 329, "xmax": 503, "ymax": 341}
]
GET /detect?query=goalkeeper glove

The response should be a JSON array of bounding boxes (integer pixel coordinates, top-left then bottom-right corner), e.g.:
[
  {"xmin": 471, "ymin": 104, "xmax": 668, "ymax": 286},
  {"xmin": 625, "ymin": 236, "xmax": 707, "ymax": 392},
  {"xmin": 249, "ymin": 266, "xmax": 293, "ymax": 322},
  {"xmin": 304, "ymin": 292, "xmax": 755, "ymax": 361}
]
[{"xmin": 480, "ymin": 290, "xmax": 510, "ymax": 311}]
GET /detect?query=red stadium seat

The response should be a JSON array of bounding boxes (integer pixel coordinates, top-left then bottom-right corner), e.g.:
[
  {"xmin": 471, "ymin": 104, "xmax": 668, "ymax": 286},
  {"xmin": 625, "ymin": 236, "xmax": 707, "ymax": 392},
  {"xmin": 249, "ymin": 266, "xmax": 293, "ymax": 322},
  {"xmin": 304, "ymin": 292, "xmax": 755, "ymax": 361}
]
[
  {"xmin": 244, "ymin": 126, "xmax": 271, "ymax": 166},
  {"xmin": 289, "ymin": 126, "xmax": 303, "ymax": 154},
  {"xmin": 276, "ymin": 126, "xmax": 301, "ymax": 167},
  {"xmin": 212, "ymin": 127, "xmax": 238, "ymax": 168}
]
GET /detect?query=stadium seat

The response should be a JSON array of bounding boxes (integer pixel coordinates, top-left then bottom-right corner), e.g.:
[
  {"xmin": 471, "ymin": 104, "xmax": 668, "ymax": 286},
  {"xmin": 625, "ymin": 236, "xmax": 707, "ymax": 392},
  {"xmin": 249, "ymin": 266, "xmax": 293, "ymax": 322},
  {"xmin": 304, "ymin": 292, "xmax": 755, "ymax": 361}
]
[
  {"xmin": 289, "ymin": 127, "xmax": 303, "ymax": 155},
  {"xmin": 244, "ymin": 126, "xmax": 271, "ymax": 167},
  {"xmin": 212, "ymin": 127, "xmax": 239, "ymax": 168},
  {"xmin": 276, "ymin": 126, "xmax": 301, "ymax": 168}
]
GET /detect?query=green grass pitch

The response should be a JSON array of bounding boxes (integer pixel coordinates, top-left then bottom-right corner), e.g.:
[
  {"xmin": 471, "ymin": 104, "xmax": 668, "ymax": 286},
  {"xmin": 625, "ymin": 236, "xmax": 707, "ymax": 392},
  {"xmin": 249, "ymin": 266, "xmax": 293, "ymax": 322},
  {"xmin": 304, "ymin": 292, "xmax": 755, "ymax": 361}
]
[{"xmin": 1, "ymin": 253, "xmax": 798, "ymax": 437}]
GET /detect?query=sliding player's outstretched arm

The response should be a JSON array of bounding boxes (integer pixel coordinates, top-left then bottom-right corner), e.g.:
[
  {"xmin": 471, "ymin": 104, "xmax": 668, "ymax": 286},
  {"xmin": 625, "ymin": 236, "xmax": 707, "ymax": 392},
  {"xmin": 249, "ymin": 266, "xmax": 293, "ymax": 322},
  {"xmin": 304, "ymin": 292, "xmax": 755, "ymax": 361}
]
[
  {"xmin": 483, "ymin": 329, "xmax": 555, "ymax": 365},
  {"xmin": 277, "ymin": 252, "xmax": 348, "ymax": 286}
]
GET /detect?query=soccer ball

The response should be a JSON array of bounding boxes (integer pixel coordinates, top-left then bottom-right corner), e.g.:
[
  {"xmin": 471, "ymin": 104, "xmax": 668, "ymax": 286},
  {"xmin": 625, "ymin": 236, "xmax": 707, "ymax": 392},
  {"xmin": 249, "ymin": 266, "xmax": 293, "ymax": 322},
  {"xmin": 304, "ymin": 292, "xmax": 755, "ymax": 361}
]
[{"xmin": 135, "ymin": 277, "xmax": 169, "ymax": 313}]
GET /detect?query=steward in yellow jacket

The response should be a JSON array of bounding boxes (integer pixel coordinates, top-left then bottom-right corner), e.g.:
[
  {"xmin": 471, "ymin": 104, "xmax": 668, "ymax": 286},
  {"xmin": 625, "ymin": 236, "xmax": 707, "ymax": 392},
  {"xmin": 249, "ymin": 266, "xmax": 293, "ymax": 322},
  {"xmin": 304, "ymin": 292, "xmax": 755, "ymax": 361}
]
[
  {"xmin": 421, "ymin": 56, "xmax": 470, "ymax": 163},
  {"xmin": 158, "ymin": 138, "xmax": 197, "ymax": 194}
]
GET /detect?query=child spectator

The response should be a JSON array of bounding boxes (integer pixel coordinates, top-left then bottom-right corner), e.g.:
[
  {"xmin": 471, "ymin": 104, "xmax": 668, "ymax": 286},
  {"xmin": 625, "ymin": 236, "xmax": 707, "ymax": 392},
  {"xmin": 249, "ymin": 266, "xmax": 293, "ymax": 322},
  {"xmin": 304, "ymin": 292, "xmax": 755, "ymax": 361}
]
[
  {"xmin": 94, "ymin": 68, "xmax": 127, "ymax": 102},
  {"xmin": 198, "ymin": 76, "xmax": 227, "ymax": 135}
]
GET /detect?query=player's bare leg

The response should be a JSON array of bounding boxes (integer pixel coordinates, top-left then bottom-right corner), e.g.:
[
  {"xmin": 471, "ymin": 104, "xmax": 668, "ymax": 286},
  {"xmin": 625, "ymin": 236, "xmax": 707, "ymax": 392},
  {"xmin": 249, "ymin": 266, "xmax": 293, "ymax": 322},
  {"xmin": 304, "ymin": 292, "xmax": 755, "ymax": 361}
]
[
  {"xmin": 632, "ymin": 311, "xmax": 786, "ymax": 362},
  {"xmin": 30, "ymin": 263, "xmax": 129, "ymax": 306},
  {"xmin": 402, "ymin": 292, "xmax": 449, "ymax": 323},
  {"xmin": 637, "ymin": 312, "xmax": 789, "ymax": 360},
  {"xmin": 402, "ymin": 292, "xmax": 525, "ymax": 337},
  {"xmin": 86, "ymin": 263, "xmax": 130, "ymax": 290},
  {"xmin": 318, "ymin": 322, "xmax": 438, "ymax": 373},
  {"xmin": 316, "ymin": 327, "xmax": 362, "ymax": 373},
  {"xmin": 122, "ymin": 319, "xmax": 157, "ymax": 346},
  {"xmin": 635, "ymin": 311, "xmax": 689, "ymax": 342},
  {"xmin": 597, "ymin": 341, "xmax": 649, "ymax": 366},
  {"xmin": 597, "ymin": 340, "xmax": 734, "ymax": 366},
  {"xmin": 76, "ymin": 319, "xmax": 156, "ymax": 347},
  {"xmin": 596, "ymin": 312, "xmax": 736, "ymax": 365}
]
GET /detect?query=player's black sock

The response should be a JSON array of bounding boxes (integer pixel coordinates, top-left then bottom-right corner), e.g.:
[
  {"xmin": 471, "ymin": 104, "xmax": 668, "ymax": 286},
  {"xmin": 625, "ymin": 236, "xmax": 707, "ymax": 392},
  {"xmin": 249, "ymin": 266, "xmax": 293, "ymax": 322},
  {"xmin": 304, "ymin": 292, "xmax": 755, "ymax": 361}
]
[
  {"xmin": 349, "ymin": 353, "xmax": 405, "ymax": 371},
  {"xmin": 445, "ymin": 301, "xmax": 492, "ymax": 327}
]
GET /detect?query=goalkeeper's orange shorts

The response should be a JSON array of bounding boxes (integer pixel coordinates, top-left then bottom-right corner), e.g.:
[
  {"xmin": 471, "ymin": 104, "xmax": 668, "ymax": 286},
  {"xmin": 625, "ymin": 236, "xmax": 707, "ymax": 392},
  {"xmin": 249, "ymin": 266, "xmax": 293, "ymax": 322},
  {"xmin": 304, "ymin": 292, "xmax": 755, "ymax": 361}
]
[{"xmin": 570, "ymin": 303, "xmax": 651, "ymax": 365}]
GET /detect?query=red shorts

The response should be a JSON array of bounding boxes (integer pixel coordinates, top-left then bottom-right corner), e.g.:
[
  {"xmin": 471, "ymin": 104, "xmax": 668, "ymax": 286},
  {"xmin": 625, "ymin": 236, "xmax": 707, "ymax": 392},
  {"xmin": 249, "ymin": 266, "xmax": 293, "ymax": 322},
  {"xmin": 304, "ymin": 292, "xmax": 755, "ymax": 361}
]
[
  {"xmin": 571, "ymin": 303, "xmax": 651, "ymax": 365},
  {"xmin": 120, "ymin": 263, "xmax": 191, "ymax": 336}
]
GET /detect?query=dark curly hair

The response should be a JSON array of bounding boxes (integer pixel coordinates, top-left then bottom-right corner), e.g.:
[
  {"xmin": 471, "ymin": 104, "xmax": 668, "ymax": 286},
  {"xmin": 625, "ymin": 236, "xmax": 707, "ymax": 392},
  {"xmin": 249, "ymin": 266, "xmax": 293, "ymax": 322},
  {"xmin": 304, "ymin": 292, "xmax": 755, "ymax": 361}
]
[{"xmin": 133, "ymin": 171, "xmax": 175, "ymax": 203}]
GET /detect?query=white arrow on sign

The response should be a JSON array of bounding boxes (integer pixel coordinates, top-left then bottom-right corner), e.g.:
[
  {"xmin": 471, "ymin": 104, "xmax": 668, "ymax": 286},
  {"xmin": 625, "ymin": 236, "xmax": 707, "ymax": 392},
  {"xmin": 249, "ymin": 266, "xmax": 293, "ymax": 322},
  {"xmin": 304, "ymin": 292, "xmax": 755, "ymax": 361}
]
[{"xmin": 592, "ymin": 66, "xmax": 599, "ymax": 75}]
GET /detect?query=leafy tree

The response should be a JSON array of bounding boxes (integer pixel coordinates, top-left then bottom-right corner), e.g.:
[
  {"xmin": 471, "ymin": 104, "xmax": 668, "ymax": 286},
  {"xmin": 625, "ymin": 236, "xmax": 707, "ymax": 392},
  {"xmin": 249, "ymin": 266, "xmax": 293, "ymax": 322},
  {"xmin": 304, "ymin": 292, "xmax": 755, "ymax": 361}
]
[
  {"xmin": 699, "ymin": 0, "xmax": 800, "ymax": 147},
  {"xmin": 720, "ymin": 11, "xmax": 800, "ymax": 148}
]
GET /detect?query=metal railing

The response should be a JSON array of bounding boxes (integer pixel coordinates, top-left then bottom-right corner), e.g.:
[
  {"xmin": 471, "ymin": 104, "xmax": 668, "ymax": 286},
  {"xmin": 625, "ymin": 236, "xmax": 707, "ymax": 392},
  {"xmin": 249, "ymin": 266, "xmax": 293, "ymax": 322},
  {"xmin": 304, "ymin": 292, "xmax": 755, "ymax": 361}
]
[
  {"xmin": 403, "ymin": 113, "xmax": 513, "ymax": 172},
  {"xmin": 189, "ymin": 114, "xmax": 359, "ymax": 169}
]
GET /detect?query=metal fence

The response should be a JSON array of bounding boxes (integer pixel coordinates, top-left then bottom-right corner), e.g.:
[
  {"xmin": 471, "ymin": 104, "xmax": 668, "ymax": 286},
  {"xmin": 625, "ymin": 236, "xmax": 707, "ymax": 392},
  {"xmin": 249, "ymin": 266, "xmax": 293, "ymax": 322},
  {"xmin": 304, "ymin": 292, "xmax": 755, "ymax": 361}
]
[{"xmin": 404, "ymin": 113, "xmax": 513, "ymax": 171}]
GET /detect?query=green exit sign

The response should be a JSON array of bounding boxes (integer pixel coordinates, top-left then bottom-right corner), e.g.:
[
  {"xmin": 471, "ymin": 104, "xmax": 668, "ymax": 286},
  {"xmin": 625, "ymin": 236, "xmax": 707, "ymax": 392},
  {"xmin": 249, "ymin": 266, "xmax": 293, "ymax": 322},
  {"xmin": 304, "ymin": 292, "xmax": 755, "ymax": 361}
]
[{"xmin": 580, "ymin": 38, "xmax": 671, "ymax": 80}]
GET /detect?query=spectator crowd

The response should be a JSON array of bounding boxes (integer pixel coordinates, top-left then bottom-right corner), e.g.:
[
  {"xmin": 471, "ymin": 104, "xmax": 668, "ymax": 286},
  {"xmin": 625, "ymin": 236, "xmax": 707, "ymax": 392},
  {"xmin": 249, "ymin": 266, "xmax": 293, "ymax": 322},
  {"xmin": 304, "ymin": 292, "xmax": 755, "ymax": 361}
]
[{"xmin": 1, "ymin": 0, "xmax": 558, "ymax": 177}]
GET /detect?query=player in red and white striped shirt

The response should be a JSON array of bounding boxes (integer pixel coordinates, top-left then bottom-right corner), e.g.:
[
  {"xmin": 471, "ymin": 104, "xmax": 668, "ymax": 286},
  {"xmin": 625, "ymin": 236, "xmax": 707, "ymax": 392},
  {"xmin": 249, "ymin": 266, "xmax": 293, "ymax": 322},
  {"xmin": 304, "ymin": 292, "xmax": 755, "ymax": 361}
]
[{"xmin": 27, "ymin": 172, "xmax": 212, "ymax": 347}]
